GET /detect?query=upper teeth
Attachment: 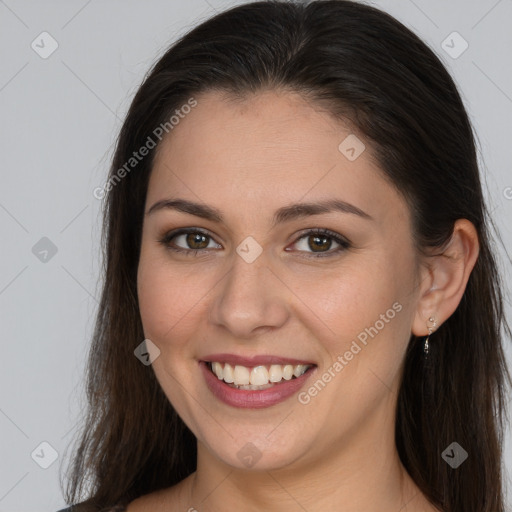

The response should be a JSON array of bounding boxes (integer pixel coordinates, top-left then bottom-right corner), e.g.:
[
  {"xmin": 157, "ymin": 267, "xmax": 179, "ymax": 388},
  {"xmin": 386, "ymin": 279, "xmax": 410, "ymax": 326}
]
[{"xmin": 210, "ymin": 362, "xmax": 311, "ymax": 386}]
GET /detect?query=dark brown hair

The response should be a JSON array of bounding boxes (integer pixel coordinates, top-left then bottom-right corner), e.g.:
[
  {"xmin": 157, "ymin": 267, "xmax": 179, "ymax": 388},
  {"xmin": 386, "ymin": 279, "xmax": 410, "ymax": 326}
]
[{"xmin": 60, "ymin": 1, "xmax": 512, "ymax": 511}]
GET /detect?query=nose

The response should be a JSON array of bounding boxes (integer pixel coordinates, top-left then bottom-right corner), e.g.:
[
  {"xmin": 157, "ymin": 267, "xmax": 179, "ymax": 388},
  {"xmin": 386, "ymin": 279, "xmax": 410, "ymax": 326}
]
[{"xmin": 209, "ymin": 249, "xmax": 289, "ymax": 339}]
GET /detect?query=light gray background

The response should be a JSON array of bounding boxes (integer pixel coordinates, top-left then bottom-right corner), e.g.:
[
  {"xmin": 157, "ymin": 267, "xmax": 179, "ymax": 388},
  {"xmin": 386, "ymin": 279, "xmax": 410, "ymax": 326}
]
[{"xmin": 1, "ymin": 1, "xmax": 511, "ymax": 511}]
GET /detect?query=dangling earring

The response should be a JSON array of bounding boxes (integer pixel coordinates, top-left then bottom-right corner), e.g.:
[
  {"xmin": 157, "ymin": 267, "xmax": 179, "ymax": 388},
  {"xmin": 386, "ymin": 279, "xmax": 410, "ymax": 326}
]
[{"xmin": 424, "ymin": 316, "xmax": 437, "ymax": 357}]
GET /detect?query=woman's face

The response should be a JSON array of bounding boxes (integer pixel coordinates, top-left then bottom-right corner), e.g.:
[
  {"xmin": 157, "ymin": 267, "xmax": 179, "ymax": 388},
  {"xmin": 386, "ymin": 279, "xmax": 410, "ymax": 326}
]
[{"xmin": 137, "ymin": 89, "xmax": 423, "ymax": 472}]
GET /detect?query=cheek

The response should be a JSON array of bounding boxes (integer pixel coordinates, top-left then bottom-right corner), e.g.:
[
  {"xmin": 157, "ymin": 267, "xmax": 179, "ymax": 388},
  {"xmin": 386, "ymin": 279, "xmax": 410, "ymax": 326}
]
[
  {"xmin": 302, "ymin": 252, "xmax": 415, "ymax": 377},
  {"xmin": 136, "ymin": 253, "xmax": 205, "ymax": 410},
  {"xmin": 136, "ymin": 247, "xmax": 224, "ymax": 366},
  {"xmin": 137, "ymin": 251, "xmax": 199, "ymax": 345},
  {"xmin": 293, "ymin": 265, "xmax": 415, "ymax": 437},
  {"xmin": 295, "ymin": 259, "xmax": 407, "ymax": 332},
  {"xmin": 137, "ymin": 266, "xmax": 174, "ymax": 341}
]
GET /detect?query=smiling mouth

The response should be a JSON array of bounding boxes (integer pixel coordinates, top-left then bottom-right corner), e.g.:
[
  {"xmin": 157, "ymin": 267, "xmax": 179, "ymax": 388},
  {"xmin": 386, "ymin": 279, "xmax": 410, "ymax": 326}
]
[{"xmin": 205, "ymin": 361, "xmax": 315, "ymax": 390}]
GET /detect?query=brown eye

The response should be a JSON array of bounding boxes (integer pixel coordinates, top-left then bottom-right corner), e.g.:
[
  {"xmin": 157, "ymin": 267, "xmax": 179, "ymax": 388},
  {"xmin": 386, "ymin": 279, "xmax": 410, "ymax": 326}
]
[
  {"xmin": 290, "ymin": 229, "xmax": 351, "ymax": 258},
  {"xmin": 159, "ymin": 229, "xmax": 221, "ymax": 254},
  {"xmin": 307, "ymin": 234, "xmax": 332, "ymax": 253},
  {"xmin": 184, "ymin": 232, "xmax": 210, "ymax": 250}
]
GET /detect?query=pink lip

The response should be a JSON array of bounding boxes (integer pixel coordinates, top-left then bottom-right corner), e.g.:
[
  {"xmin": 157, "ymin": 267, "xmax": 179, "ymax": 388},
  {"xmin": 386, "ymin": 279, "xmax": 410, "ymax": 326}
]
[
  {"xmin": 199, "ymin": 361, "xmax": 317, "ymax": 409},
  {"xmin": 200, "ymin": 353, "xmax": 316, "ymax": 367}
]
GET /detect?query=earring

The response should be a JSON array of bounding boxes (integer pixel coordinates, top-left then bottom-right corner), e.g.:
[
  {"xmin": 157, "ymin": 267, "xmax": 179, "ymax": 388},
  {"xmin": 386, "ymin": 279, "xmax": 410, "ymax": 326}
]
[{"xmin": 424, "ymin": 316, "xmax": 437, "ymax": 356}]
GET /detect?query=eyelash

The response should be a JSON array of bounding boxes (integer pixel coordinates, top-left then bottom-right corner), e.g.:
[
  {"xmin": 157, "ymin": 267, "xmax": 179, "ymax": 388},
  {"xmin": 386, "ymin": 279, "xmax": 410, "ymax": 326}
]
[{"xmin": 158, "ymin": 228, "xmax": 351, "ymax": 259}]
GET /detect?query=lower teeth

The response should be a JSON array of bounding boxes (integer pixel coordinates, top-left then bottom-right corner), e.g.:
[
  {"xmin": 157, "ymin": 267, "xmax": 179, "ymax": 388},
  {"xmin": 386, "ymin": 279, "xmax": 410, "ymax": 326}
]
[
  {"xmin": 227, "ymin": 382, "xmax": 277, "ymax": 390},
  {"xmin": 222, "ymin": 374, "xmax": 298, "ymax": 390}
]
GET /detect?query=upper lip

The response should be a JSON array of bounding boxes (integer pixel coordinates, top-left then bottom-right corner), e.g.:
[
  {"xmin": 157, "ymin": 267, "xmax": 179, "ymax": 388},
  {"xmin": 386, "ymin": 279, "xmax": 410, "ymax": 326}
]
[{"xmin": 200, "ymin": 353, "xmax": 317, "ymax": 367}]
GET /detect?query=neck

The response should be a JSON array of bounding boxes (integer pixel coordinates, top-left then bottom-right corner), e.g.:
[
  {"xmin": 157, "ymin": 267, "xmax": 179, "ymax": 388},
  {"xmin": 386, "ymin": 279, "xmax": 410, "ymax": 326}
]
[{"xmin": 184, "ymin": 398, "xmax": 431, "ymax": 512}]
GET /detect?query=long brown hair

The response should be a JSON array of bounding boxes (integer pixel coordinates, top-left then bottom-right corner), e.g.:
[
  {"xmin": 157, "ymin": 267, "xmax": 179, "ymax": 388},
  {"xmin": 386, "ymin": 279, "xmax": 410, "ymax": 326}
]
[{"xmin": 61, "ymin": 1, "xmax": 512, "ymax": 510}]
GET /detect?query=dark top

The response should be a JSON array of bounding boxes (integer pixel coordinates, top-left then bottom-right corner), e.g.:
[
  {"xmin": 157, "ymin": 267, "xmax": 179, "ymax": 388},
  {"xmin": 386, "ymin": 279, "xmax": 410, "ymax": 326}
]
[{"xmin": 57, "ymin": 506, "xmax": 126, "ymax": 512}]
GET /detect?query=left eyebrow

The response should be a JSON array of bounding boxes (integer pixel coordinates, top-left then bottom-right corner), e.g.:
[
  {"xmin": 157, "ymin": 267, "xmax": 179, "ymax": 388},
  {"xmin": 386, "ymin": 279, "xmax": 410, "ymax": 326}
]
[
  {"xmin": 271, "ymin": 199, "xmax": 373, "ymax": 226},
  {"xmin": 146, "ymin": 198, "xmax": 373, "ymax": 225}
]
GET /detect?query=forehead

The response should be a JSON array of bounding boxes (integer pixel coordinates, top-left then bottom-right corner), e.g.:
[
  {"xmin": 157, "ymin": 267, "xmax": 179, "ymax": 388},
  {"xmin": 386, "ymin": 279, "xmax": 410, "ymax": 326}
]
[{"xmin": 147, "ymin": 89, "xmax": 405, "ymax": 229}]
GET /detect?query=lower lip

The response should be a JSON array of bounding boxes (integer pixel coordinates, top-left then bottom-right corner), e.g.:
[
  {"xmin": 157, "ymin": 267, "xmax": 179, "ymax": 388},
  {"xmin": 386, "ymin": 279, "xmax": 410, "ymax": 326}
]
[{"xmin": 199, "ymin": 361, "xmax": 317, "ymax": 409}]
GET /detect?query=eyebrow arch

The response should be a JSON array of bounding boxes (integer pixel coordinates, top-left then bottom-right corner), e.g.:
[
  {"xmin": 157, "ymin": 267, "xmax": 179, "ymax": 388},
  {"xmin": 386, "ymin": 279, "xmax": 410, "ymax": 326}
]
[{"xmin": 146, "ymin": 198, "xmax": 373, "ymax": 225}]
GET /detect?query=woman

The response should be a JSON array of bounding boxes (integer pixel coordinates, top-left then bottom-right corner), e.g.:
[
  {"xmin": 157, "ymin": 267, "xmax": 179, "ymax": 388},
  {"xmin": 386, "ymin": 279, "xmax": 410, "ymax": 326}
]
[{"xmin": 58, "ymin": 1, "xmax": 511, "ymax": 511}]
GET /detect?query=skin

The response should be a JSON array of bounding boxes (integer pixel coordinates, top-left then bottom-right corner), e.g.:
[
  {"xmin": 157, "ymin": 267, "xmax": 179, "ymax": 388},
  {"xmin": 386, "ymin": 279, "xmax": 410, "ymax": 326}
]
[{"xmin": 129, "ymin": 89, "xmax": 479, "ymax": 511}]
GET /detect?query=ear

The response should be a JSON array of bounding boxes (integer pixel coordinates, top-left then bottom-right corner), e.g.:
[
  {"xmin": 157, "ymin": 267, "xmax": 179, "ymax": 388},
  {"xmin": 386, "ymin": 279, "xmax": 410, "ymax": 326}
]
[{"xmin": 412, "ymin": 219, "xmax": 480, "ymax": 336}]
